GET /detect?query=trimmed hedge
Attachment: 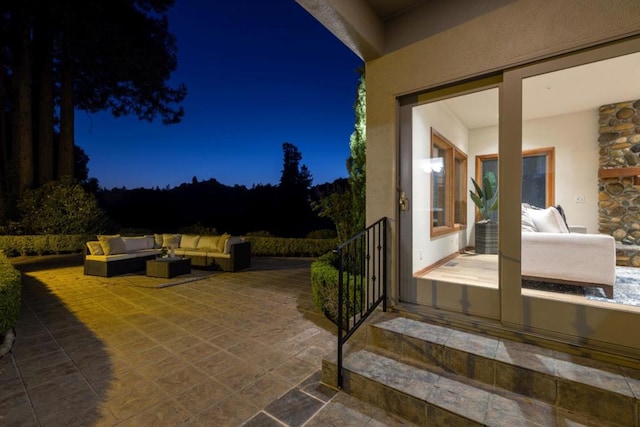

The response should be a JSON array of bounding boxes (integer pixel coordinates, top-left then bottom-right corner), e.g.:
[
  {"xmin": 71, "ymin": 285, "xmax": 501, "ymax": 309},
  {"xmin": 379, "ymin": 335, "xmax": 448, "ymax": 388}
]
[
  {"xmin": 0, "ymin": 251, "xmax": 21, "ymax": 333},
  {"xmin": 244, "ymin": 236, "xmax": 338, "ymax": 257},
  {"xmin": 0, "ymin": 234, "xmax": 338, "ymax": 258},
  {"xmin": 0, "ymin": 235, "xmax": 90, "ymax": 256},
  {"xmin": 310, "ymin": 251, "xmax": 363, "ymax": 327}
]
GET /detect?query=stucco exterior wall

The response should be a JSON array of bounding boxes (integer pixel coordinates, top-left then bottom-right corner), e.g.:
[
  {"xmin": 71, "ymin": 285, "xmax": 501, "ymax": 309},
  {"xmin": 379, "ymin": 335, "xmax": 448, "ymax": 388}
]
[
  {"xmin": 366, "ymin": 0, "xmax": 640, "ymax": 227},
  {"xmin": 364, "ymin": 0, "xmax": 640, "ymax": 350}
]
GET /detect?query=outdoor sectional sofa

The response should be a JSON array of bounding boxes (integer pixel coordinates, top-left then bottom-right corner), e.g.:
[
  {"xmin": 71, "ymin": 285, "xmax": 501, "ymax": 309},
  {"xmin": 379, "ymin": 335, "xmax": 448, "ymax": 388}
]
[
  {"xmin": 84, "ymin": 233, "xmax": 251, "ymax": 277},
  {"xmin": 521, "ymin": 204, "xmax": 616, "ymax": 298}
]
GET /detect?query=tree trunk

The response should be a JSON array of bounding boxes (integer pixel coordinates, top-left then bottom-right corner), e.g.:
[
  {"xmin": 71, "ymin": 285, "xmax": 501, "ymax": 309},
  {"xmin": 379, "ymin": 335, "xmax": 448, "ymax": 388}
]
[
  {"xmin": 34, "ymin": 13, "xmax": 55, "ymax": 186},
  {"xmin": 14, "ymin": 4, "xmax": 34, "ymax": 195},
  {"xmin": 58, "ymin": 52, "xmax": 74, "ymax": 180},
  {"xmin": 0, "ymin": 70, "xmax": 7, "ymax": 222}
]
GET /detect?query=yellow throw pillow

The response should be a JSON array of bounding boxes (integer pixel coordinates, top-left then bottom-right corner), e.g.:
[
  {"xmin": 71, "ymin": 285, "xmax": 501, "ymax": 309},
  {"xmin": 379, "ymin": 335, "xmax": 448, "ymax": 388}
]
[
  {"xmin": 217, "ymin": 233, "xmax": 231, "ymax": 253},
  {"xmin": 197, "ymin": 235, "xmax": 220, "ymax": 251},
  {"xmin": 97, "ymin": 234, "xmax": 126, "ymax": 255},
  {"xmin": 162, "ymin": 233, "xmax": 181, "ymax": 248},
  {"xmin": 86, "ymin": 241, "xmax": 104, "ymax": 255}
]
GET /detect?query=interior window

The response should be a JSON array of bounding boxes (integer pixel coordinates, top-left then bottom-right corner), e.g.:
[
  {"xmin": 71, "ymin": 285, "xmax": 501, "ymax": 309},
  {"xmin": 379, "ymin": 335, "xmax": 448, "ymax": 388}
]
[
  {"xmin": 431, "ymin": 129, "xmax": 467, "ymax": 237},
  {"xmin": 477, "ymin": 147, "xmax": 555, "ymax": 215}
]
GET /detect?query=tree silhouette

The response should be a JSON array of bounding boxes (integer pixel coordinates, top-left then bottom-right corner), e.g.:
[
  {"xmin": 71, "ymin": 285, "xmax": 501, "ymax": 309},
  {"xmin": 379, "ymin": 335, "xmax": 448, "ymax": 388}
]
[
  {"xmin": 0, "ymin": 0, "xmax": 186, "ymax": 224},
  {"xmin": 275, "ymin": 142, "xmax": 313, "ymax": 237}
]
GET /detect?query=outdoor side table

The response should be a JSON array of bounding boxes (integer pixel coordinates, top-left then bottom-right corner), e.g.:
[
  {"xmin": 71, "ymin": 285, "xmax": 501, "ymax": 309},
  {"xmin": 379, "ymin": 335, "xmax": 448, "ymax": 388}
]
[{"xmin": 146, "ymin": 257, "xmax": 191, "ymax": 278}]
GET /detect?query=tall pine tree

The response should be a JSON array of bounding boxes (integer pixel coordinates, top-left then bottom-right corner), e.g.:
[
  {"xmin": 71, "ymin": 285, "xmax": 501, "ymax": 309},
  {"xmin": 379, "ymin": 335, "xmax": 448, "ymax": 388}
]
[{"xmin": 313, "ymin": 67, "xmax": 366, "ymax": 241}]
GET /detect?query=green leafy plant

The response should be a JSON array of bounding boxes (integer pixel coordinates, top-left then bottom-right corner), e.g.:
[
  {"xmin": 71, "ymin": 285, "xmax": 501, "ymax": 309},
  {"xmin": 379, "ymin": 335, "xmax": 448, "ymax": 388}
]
[
  {"xmin": 0, "ymin": 251, "xmax": 21, "ymax": 334},
  {"xmin": 470, "ymin": 171, "xmax": 498, "ymax": 222},
  {"xmin": 310, "ymin": 251, "xmax": 364, "ymax": 329}
]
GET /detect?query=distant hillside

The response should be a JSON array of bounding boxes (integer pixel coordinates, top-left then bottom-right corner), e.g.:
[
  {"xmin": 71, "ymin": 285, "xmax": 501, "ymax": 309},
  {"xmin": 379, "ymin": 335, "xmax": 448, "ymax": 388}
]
[{"xmin": 96, "ymin": 177, "xmax": 348, "ymax": 237}]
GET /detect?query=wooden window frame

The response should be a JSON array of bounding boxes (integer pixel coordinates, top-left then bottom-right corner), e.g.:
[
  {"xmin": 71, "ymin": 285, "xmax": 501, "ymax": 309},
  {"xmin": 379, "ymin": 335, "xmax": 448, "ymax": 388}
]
[
  {"xmin": 430, "ymin": 128, "xmax": 467, "ymax": 238},
  {"xmin": 476, "ymin": 147, "xmax": 555, "ymax": 221}
]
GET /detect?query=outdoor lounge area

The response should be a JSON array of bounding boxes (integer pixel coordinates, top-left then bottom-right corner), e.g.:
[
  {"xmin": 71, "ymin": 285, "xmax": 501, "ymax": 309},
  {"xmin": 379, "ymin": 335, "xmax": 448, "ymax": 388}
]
[{"xmin": 0, "ymin": 254, "xmax": 406, "ymax": 426}]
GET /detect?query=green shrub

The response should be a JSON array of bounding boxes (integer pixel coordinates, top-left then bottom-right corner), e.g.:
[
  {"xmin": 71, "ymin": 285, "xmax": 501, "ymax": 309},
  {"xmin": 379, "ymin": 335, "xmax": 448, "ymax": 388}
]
[
  {"xmin": 178, "ymin": 224, "xmax": 218, "ymax": 235},
  {"xmin": 244, "ymin": 236, "xmax": 338, "ymax": 257},
  {"xmin": 18, "ymin": 178, "xmax": 109, "ymax": 235},
  {"xmin": 306, "ymin": 229, "xmax": 337, "ymax": 239},
  {"xmin": 118, "ymin": 228, "xmax": 155, "ymax": 236},
  {"xmin": 311, "ymin": 251, "xmax": 363, "ymax": 328},
  {"xmin": 0, "ymin": 235, "xmax": 89, "ymax": 256},
  {"xmin": 0, "ymin": 251, "xmax": 21, "ymax": 333},
  {"xmin": 244, "ymin": 230, "xmax": 272, "ymax": 237}
]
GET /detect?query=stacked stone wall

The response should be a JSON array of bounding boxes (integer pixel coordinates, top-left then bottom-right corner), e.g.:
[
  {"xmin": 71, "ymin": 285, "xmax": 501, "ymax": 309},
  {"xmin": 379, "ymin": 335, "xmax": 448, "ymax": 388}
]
[{"xmin": 598, "ymin": 100, "xmax": 640, "ymax": 266}]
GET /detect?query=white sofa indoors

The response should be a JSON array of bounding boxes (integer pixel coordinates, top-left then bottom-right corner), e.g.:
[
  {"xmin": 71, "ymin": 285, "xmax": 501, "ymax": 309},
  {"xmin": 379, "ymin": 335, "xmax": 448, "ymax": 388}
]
[
  {"xmin": 84, "ymin": 233, "xmax": 250, "ymax": 277},
  {"xmin": 521, "ymin": 204, "xmax": 616, "ymax": 298}
]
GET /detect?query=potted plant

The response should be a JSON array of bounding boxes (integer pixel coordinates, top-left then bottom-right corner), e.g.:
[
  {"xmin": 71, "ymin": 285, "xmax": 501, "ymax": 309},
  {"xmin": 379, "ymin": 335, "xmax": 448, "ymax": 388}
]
[{"xmin": 470, "ymin": 171, "xmax": 499, "ymax": 254}]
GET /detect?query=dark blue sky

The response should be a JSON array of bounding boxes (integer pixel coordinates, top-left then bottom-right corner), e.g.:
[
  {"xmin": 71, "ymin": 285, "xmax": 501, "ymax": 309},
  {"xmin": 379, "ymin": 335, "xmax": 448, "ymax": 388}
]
[{"xmin": 74, "ymin": 1, "xmax": 363, "ymax": 189}]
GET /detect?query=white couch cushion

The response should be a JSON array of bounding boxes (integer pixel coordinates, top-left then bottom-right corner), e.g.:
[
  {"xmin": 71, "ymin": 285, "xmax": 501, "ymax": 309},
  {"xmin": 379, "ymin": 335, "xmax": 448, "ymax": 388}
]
[
  {"xmin": 525, "ymin": 206, "xmax": 569, "ymax": 233},
  {"xmin": 122, "ymin": 236, "xmax": 150, "ymax": 252},
  {"xmin": 522, "ymin": 232, "xmax": 615, "ymax": 286},
  {"xmin": 521, "ymin": 205, "xmax": 537, "ymax": 232},
  {"xmin": 144, "ymin": 235, "xmax": 156, "ymax": 249},
  {"xmin": 224, "ymin": 236, "xmax": 244, "ymax": 254},
  {"xmin": 180, "ymin": 234, "xmax": 200, "ymax": 249}
]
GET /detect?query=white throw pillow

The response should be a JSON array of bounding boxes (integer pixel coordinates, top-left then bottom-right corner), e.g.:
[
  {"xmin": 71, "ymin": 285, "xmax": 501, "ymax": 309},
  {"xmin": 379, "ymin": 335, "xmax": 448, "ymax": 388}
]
[
  {"xmin": 521, "ymin": 204, "xmax": 537, "ymax": 232},
  {"xmin": 526, "ymin": 206, "xmax": 569, "ymax": 233},
  {"xmin": 180, "ymin": 234, "xmax": 200, "ymax": 249}
]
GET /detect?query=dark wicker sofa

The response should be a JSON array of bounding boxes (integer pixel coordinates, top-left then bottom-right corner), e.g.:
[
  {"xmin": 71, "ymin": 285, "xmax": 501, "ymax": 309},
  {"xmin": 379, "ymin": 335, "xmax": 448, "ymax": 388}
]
[{"xmin": 84, "ymin": 234, "xmax": 251, "ymax": 277}]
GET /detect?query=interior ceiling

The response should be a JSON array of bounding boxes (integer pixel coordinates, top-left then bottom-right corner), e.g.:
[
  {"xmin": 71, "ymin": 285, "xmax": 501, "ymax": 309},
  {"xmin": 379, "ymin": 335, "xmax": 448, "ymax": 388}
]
[{"xmin": 443, "ymin": 51, "xmax": 640, "ymax": 129}]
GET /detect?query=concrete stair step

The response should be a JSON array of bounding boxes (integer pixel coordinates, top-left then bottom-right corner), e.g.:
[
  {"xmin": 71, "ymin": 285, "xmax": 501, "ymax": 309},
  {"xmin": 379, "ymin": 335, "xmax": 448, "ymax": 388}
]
[
  {"xmin": 339, "ymin": 348, "xmax": 614, "ymax": 426},
  {"xmin": 322, "ymin": 316, "xmax": 640, "ymax": 425},
  {"xmin": 363, "ymin": 317, "xmax": 640, "ymax": 426}
]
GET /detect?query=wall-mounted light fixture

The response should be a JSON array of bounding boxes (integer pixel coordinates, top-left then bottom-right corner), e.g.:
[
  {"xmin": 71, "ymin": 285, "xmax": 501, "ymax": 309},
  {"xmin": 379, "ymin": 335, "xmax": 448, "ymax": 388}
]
[{"xmin": 421, "ymin": 157, "xmax": 444, "ymax": 173}]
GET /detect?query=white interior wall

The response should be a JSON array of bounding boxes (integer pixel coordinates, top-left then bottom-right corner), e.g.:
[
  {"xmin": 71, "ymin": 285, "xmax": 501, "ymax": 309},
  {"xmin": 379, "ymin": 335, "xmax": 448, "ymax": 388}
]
[
  {"xmin": 412, "ymin": 103, "xmax": 469, "ymax": 273},
  {"xmin": 523, "ymin": 110, "xmax": 600, "ymax": 232},
  {"xmin": 468, "ymin": 109, "xmax": 600, "ymax": 233}
]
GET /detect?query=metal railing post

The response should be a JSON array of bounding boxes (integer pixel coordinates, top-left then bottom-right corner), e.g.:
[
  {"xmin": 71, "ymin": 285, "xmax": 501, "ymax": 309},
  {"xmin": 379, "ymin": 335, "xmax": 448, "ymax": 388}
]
[{"xmin": 334, "ymin": 217, "xmax": 388, "ymax": 390}]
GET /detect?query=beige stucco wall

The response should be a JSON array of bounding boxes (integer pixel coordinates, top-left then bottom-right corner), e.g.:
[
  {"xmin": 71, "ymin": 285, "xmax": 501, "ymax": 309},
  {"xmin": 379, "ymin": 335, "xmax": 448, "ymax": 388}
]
[
  {"xmin": 366, "ymin": 0, "xmax": 640, "ymax": 226},
  {"xmin": 364, "ymin": 0, "xmax": 640, "ymax": 350}
]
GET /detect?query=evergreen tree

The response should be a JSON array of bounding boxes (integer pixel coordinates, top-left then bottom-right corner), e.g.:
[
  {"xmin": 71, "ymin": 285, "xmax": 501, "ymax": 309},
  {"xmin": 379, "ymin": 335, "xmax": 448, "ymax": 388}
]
[
  {"xmin": 347, "ymin": 67, "xmax": 366, "ymax": 232},
  {"xmin": 314, "ymin": 67, "xmax": 366, "ymax": 241},
  {"xmin": 277, "ymin": 142, "xmax": 313, "ymax": 236}
]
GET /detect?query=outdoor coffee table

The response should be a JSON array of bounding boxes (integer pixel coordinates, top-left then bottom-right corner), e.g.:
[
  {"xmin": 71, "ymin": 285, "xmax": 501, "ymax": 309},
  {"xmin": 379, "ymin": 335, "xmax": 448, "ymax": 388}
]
[{"xmin": 146, "ymin": 257, "xmax": 191, "ymax": 278}]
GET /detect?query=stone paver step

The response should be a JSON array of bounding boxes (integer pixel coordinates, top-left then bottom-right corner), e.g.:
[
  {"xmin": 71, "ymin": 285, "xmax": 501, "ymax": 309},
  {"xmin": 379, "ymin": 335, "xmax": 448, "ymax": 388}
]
[
  {"xmin": 364, "ymin": 317, "xmax": 640, "ymax": 426},
  {"xmin": 342, "ymin": 348, "xmax": 617, "ymax": 426}
]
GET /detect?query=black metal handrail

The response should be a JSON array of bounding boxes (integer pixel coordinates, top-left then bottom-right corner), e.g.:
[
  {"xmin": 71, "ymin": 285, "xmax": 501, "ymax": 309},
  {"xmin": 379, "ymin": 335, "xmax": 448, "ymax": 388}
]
[{"xmin": 336, "ymin": 217, "xmax": 388, "ymax": 389}]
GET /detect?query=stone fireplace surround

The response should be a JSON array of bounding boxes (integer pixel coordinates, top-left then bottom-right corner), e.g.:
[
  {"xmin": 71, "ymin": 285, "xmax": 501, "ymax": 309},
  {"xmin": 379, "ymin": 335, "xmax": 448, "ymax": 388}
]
[{"xmin": 598, "ymin": 99, "xmax": 640, "ymax": 266}]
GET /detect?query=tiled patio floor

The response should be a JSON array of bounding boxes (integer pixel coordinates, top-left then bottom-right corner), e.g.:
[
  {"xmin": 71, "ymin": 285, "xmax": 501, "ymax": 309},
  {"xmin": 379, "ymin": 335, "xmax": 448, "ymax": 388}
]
[{"xmin": 0, "ymin": 254, "xmax": 410, "ymax": 426}]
